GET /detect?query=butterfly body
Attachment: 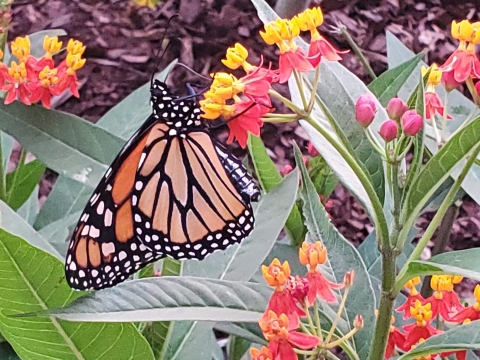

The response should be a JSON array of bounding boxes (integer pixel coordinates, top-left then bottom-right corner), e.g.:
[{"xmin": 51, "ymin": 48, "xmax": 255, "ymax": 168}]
[{"xmin": 65, "ymin": 80, "xmax": 260, "ymax": 290}]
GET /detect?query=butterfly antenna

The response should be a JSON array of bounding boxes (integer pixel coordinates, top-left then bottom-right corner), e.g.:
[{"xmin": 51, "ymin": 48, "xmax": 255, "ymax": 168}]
[
  {"xmin": 150, "ymin": 14, "xmax": 180, "ymax": 87},
  {"xmin": 175, "ymin": 62, "xmax": 212, "ymax": 81}
]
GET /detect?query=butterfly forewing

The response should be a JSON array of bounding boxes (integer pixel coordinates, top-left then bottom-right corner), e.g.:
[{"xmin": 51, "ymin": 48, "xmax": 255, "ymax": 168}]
[{"xmin": 66, "ymin": 80, "xmax": 260, "ymax": 290}]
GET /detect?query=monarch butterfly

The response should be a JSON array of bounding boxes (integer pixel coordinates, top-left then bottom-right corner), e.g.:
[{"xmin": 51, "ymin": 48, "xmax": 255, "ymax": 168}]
[{"xmin": 65, "ymin": 79, "xmax": 260, "ymax": 290}]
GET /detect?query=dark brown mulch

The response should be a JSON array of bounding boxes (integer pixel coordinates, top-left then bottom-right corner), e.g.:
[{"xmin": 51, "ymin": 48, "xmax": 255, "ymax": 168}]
[{"xmin": 9, "ymin": 0, "xmax": 480, "ymax": 263}]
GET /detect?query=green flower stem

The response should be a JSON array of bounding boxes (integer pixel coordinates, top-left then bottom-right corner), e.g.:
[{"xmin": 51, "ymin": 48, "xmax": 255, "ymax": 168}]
[
  {"xmin": 304, "ymin": 115, "xmax": 390, "ymax": 247},
  {"xmin": 393, "ymin": 142, "xmax": 480, "ymax": 295},
  {"xmin": 396, "ymin": 138, "xmax": 414, "ymax": 161},
  {"xmin": 325, "ymin": 286, "xmax": 349, "ymax": 344},
  {"xmin": 307, "ymin": 67, "xmax": 320, "ymax": 113},
  {"xmin": 336, "ymin": 24, "xmax": 377, "ymax": 80},
  {"xmin": 368, "ymin": 246, "xmax": 396, "ymax": 360},
  {"xmin": 293, "ymin": 349, "xmax": 317, "ymax": 356},
  {"xmin": 466, "ymin": 77, "xmax": 480, "ymax": 107},
  {"xmin": 304, "ymin": 304, "xmax": 318, "ymax": 336},
  {"xmin": 6, "ymin": 147, "xmax": 26, "ymax": 202},
  {"xmin": 364, "ymin": 127, "xmax": 385, "ymax": 157},
  {"xmin": 390, "ymin": 164, "xmax": 402, "ymax": 244},
  {"xmin": 430, "ymin": 115, "xmax": 442, "ymax": 147},
  {"xmin": 325, "ymin": 328, "xmax": 359, "ymax": 349},
  {"xmin": 325, "ymin": 351, "xmax": 342, "ymax": 360},
  {"xmin": 294, "ymin": 70, "xmax": 308, "ymax": 110},
  {"xmin": 441, "ymin": 92, "xmax": 449, "ymax": 142},
  {"xmin": 313, "ymin": 301, "xmax": 323, "ymax": 342},
  {"xmin": 299, "ymin": 321, "xmax": 314, "ymax": 336},
  {"xmin": 0, "ymin": 135, "xmax": 6, "ymax": 201},
  {"xmin": 269, "ymin": 88, "xmax": 305, "ymax": 115}
]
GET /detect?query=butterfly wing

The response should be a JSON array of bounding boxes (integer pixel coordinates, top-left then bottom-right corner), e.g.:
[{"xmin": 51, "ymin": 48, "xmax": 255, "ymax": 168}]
[{"xmin": 65, "ymin": 116, "xmax": 164, "ymax": 290}]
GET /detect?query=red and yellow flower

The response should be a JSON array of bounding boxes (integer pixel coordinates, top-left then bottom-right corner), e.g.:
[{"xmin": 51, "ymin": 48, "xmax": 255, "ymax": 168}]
[
  {"xmin": 449, "ymin": 284, "xmax": 480, "ymax": 322},
  {"xmin": 439, "ymin": 20, "xmax": 480, "ymax": 82},
  {"xmin": 259, "ymin": 310, "xmax": 320, "ymax": 360},
  {"xmin": 299, "ymin": 241, "xmax": 344, "ymax": 304},
  {"xmin": 385, "ymin": 316, "xmax": 408, "ymax": 358},
  {"xmin": 422, "ymin": 65, "xmax": 452, "ymax": 120},
  {"xmin": 423, "ymin": 275, "xmax": 462, "ymax": 320},
  {"xmin": 250, "ymin": 346, "xmax": 273, "ymax": 360},
  {"xmin": 396, "ymin": 277, "xmax": 425, "ymax": 319},
  {"xmin": 403, "ymin": 300, "xmax": 441, "ymax": 350}
]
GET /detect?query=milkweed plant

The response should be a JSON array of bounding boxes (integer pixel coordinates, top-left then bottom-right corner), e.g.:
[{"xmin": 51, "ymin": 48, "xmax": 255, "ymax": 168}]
[{"xmin": 1, "ymin": 0, "xmax": 480, "ymax": 359}]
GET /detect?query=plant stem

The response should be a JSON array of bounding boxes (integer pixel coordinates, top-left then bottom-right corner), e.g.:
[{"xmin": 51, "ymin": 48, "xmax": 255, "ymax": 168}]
[
  {"xmin": 313, "ymin": 301, "xmax": 323, "ymax": 342},
  {"xmin": 294, "ymin": 70, "xmax": 308, "ymax": 109},
  {"xmin": 305, "ymin": 115, "xmax": 390, "ymax": 247},
  {"xmin": 6, "ymin": 147, "xmax": 26, "ymax": 202},
  {"xmin": 0, "ymin": 134, "xmax": 6, "ymax": 201},
  {"xmin": 304, "ymin": 304, "xmax": 318, "ymax": 336},
  {"xmin": 364, "ymin": 127, "xmax": 385, "ymax": 156},
  {"xmin": 368, "ymin": 247, "xmax": 396, "ymax": 360},
  {"xmin": 307, "ymin": 67, "xmax": 320, "ymax": 113},
  {"xmin": 325, "ymin": 286, "xmax": 349, "ymax": 344},
  {"xmin": 269, "ymin": 88, "xmax": 305, "ymax": 115},
  {"xmin": 394, "ymin": 143, "xmax": 480, "ymax": 295},
  {"xmin": 336, "ymin": 24, "xmax": 377, "ymax": 80},
  {"xmin": 441, "ymin": 92, "xmax": 449, "ymax": 142},
  {"xmin": 390, "ymin": 164, "xmax": 402, "ymax": 246}
]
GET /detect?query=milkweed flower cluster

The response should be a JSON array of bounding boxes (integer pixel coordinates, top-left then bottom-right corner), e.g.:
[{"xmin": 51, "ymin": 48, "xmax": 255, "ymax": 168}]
[
  {"xmin": 385, "ymin": 275, "xmax": 469, "ymax": 359},
  {"xmin": 2, "ymin": 35, "xmax": 86, "ymax": 108},
  {"xmin": 250, "ymin": 241, "xmax": 361, "ymax": 360},
  {"xmin": 199, "ymin": 6, "xmax": 345, "ymax": 148}
]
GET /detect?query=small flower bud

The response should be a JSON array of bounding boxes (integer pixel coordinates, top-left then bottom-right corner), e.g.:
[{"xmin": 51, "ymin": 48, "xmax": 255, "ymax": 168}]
[
  {"xmin": 307, "ymin": 141, "xmax": 319, "ymax": 157},
  {"xmin": 442, "ymin": 70, "xmax": 462, "ymax": 92},
  {"xmin": 154, "ymin": 270, "xmax": 162, "ymax": 277},
  {"xmin": 354, "ymin": 315, "xmax": 364, "ymax": 329},
  {"xmin": 344, "ymin": 270, "xmax": 355, "ymax": 287},
  {"xmin": 281, "ymin": 164, "xmax": 293, "ymax": 176},
  {"xmin": 355, "ymin": 94, "xmax": 377, "ymax": 127},
  {"xmin": 386, "ymin": 97, "xmax": 408, "ymax": 121},
  {"xmin": 379, "ymin": 120, "xmax": 398, "ymax": 142},
  {"xmin": 401, "ymin": 110, "xmax": 423, "ymax": 136}
]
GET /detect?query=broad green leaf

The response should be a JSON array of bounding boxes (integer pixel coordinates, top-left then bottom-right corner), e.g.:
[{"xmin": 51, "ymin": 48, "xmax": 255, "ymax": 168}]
[
  {"xmin": 219, "ymin": 169, "xmax": 298, "ymax": 281},
  {"xmin": 0, "ymin": 201, "xmax": 62, "ymax": 260},
  {"xmin": 49, "ymin": 277, "xmax": 271, "ymax": 323},
  {"xmin": 397, "ymin": 321, "xmax": 480, "ymax": 360},
  {"xmin": 399, "ymin": 249, "xmax": 480, "ymax": 287},
  {"xmin": 0, "ymin": 102, "xmax": 124, "ymax": 188},
  {"xmin": 6, "ymin": 160, "xmax": 45, "ymax": 210},
  {"xmin": 34, "ymin": 63, "xmax": 176, "ymax": 230},
  {"xmin": 294, "ymin": 145, "xmax": 376, "ymax": 360},
  {"xmin": 0, "ymin": 229, "xmax": 154, "ymax": 360},
  {"xmin": 17, "ymin": 185, "xmax": 39, "ymax": 226},
  {"xmin": 247, "ymin": 134, "xmax": 304, "ymax": 245},
  {"xmin": 368, "ymin": 53, "xmax": 424, "ymax": 106},
  {"xmin": 214, "ymin": 323, "xmax": 265, "ymax": 345},
  {"xmin": 228, "ymin": 336, "xmax": 250, "ymax": 360},
  {"xmin": 402, "ymin": 115, "xmax": 480, "ymax": 234}
]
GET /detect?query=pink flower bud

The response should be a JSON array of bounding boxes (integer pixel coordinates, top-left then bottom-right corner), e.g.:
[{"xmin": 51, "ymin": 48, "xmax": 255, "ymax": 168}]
[
  {"xmin": 354, "ymin": 315, "xmax": 364, "ymax": 329},
  {"xmin": 442, "ymin": 70, "xmax": 462, "ymax": 92},
  {"xmin": 379, "ymin": 120, "xmax": 398, "ymax": 142},
  {"xmin": 401, "ymin": 110, "xmax": 423, "ymax": 136},
  {"xmin": 344, "ymin": 270, "xmax": 355, "ymax": 287},
  {"xmin": 386, "ymin": 97, "xmax": 408, "ymax": 121},
  {"xmin": 281, "ymin": 164, "xmax": 293, "ymax": 176},
  {"xmin": 355, "ymin": 94, "xmax": 377, "ymax": 127},
  {"xmin": 307, "ymin": 141, "xmax": 319, "ymax": 157}
]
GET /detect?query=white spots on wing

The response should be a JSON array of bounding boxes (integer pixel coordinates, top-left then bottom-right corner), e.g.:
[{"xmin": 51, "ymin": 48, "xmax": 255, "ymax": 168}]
[
  {"xmin": 119, "ymin": 251, "xmax": 127, "ymax": 261},
  {"xmin": 131, "ymin": 243, "xmax": 137, "ymax": 251},
  {"xmin": 135, "ymin": 181, "xmax": 143, "ymax": 191},
  {"xmin": 79, "ymin": 270, "xmax": 86, "ymax": 278},
  {"xmin": 239, "ymin": 216, "xmax": 245, "ymax": 224},
  {"xmin": 152, "ymin": 235, "xmax": 159, "ymax": 241},
  {"xmin": 138, "ymin": 153, "xmax": 146, "ymax": 169},
  {"xmin": 139, "ymin": 244, "xmax": 147, "ymax": 251},
  {"xmin": 169, "ymin": 129, "xmax": 177, "ymax": 136},
  {"xmin": 81, "ymin": 225, "xmax": 90, "ymax": 236},
  {"xmin": 136, "ymin": 228, "xmax": 142, "ymax": 235},
  {"xmin": 102, "ymin": 242, "xmax": 116, "ymax": 257},
  {"xmin": 133, "ymin": 255, "xmax": 140, "ymax": 261},
  {"xmin": 135, "ymin": 214, "xmax": 141, "ymax": 222},
  {"xmin": 132, "ymin": 195, "xmax": 138, "ymax": 206},
  {"xmin": 183, "ymin": 106, "xmax": 189, "ymax": 112},
  {"xmin": 89, "ymin": 226, "xmax": 100, "ymax": 238},
  {"xmin": 90, "ymin": 193, "xmax": 100, "ymax": 205},
  {"xmin": 69, "ymin": 262, "xmax": 77, "ymax": 271},
  {"xmin": 91, "ymin": 270, "xmax": 99, "ymax": 277},
  {"xmin": 235, "ymin": 230, "xmax": 242, "ymax": 236},
  {"xmin": 223, "ymin": 239, "xmax": 229, "ymax": 246},
  {"xmin": 106, "ymin": 184, "xmax": 112, "ymax": 191},
  {"xmin": 96, "ymin": 201, "xmax": 105, "ymax": 215},
  {"xmin": 105, "ymin": 167, "xmax": 112, "ymax": 178},
  {"xmin": 105, "ymin": 209, "xmax": 113, "ymax": 227},
  {"xmin": 244, "ymin": 224, "xmax": 252, "ymax": 231}
]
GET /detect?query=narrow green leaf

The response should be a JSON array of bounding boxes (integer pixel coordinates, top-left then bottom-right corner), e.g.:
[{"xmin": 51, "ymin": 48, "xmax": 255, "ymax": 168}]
[
  {"xmin": 6, "ymin": 160, "xmax": 45, "ymax": 210},
  {"xmin": 0, "ymin": 229, "xmax": 154, "ymax": 360},
  {"xmin": 368, "ymin": 53, "xmax": 424, "ymax": 106},
  {"xmin": 16, "ymin": 185, "xmax": 39, "ymax": 226},
  {"xmin": 294, "ymin": 144, "xmax": 376, "ymax": 360},
  {"xmin": 247, "ymin": 134, "xmax": 304, "ymax": 245},
  {"xmin": 397, "ymin": 321, "xmax": 480, "ymax": 360},
  {"xmin": 404, "ymin": 115, "xmax": 480, "ymax": 223},
  {"xmin": 49, "ymin": 277, "xmax": 271, "ymax": 323},
  {"xmin": 228, "ymin": 336, "xmax": 250, "ymax": 360},
  {"xmin": 214, "ymin": 323, "xmax": 265, "ymax": 345}
]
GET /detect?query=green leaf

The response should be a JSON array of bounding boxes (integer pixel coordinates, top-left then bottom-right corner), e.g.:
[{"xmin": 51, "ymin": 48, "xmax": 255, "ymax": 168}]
[
  {"xmin": 16, "ymin": 185, "xmax": 39, "ymax": 226},
  {"xmin": 0, "ymin": 201, "xmax": 62, "ymax": 260},
  {"xmin": 0, "ymin": 102, "xmax": 124, "ymax": 188},
  {"xmin": 402, "ymin": 115, "xmax": 480, "ymax": 230},
  {"xmin": 400, "ymin": 249, "xmax": 480, "ymax": 285},
  {"xmin": 397, "ymin": 321, "xmax": 480, "ymax": 360},
  {"xmin": 293, "ymin": 144, "xmax": 376, "ymax": 360},
  {"xmin": 1, "ymin": 132, "xmax": 13, "ymax": 170},
  {"xmin": 0, "ymin": 228, "xmax": 154, "ymax": 360},
  {"xmin": 0, "ymin": 342, "xmax": 20, "ymax": 360},
  {"xmin": 368, "ymin": 53, "xmax": 424, "ymax": 107},
  {"xmin": 214, "ymin": 323, "xmax": 265, "ymax": 345},
  {"xmin": 6, "ymin": 160, "xmax": 45, "ymax": 210},
  {"xmin": 228, "ymin": 336, "xmax": 250, "ymax": 360},
  {"xmin": 247, "ymin": 134, "xmax": 304, "ymax": 245},
  {"xmin": 48, "ymin": 277, "xmax": 271, "ymax": 323}
]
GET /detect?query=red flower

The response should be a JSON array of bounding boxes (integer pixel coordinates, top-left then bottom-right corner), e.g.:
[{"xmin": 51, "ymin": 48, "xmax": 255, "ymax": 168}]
[
  {"xmin": 2, "ymin": 61, "xmax": 31, "ymax": 105},
  {"xmin": 226, "ymin": 99, "xmax": 266, "ymax": 148},
  {"xmin": 440, "ymin": 48, "xmax": 480, "ymax": 82},
  {"xmin": 250, "ymin": 346, "xmax": 274, "ymax": 360},
  {"xmin": 403, "ymin": 300, "xmax": 440, "ymax": 350},
  {"xmin": 278, "ymin": 48, "xmax": 314, "ymax": 84},
  {"xmin": 28, "ymin": 65, "xmax": 60, "ymax": 109},
  {"xmin": 259, "ymin": 310, "xmax": 320, "ymax": 360},
  {"xmin": 425, "ymin": 92, "xmax": 452, "ymax": 120},
  {"xmin": 308, "ymin": 37, "xmax": 345, "ymax": 68},
  {"xmin": 448, "ymin": 284, "xmax": 480, "ymax": 322},
  {"xmin": 396, "ymin": 277, "xmax": 425, "ymax": 319},
  {"xmin": 424, "ymin": 275, "xmax": 463, "ymax": 320},
  {"xmin": 56, "ymin": 53, "xmax": 85, "ymax": 98},
  {"xmin": 385, "ymin": 325, "xmax": 407, "ymax": 358},
  {"xmin": 266, "ymin": 289, "xmax": 306, "ymax": 322}
]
